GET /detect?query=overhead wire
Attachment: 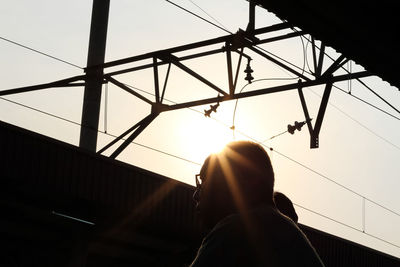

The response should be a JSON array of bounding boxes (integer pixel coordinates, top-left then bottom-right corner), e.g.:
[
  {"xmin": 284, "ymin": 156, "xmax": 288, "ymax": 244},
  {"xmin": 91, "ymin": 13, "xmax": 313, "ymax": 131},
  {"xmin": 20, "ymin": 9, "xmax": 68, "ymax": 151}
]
[
  {"xmin": 156, "ymin": 3, "xmax": 400, "ymax": 237},
  {"xmin": 233, "ymin": 126, "xmax": 400, "ymax": 218},
  {"xmin": 0, "ymin": 36, "xmax": 83, "ymax": 69},
  {"xmin": 356, "ymin": 78, "xmax": 400, "ymax": 115},
  {"xmin": 118, "ymin": 82, "xmax": 400, "ymax": 219},
  {"xmin": 308, "ymin": 88, "xmax": 400, "ymax": 151},
  {"xmin": 298, "ymin": 34, "xmax": 400, "ymax": 117},
  {"xmin": 231, "ymin": 77, "xmax": 299, "ymax": 140},
  {"xmin": 3, "ymin": 87, "xmax": 399, "ymax": 219},
  {"xmin": 294, "ymin": 28, "xmax": 400, "ymax": 149},
  {"xmin": 166, "ymin": 0, "xmax": 400, "ymax": 121},
  {"xmin": 0, "ymin": 96, "xmax": 201, "ymax": 166},
  {"xmin": 2, "ymin": 1, "xmax": 399, "ymax": 250},
  {"xmin": 2, "ymin": 92, "xmax": 400, "ymax": 249},
  {"xmin": 294, "ymin": 202, "xmax": 400, "ymax": 249},
  {"xmin": 164, "ymin": 0, "xmax": 232, "ymax": 34},
  {"xmin": 187, "ymin": 0, "xmax": 230, "ymax": 33},
  {"xmin": 335, "ymin": 86, "xmax": 400, "ymax": 121},
  {"xmin": 2, "ymin": 0, "xmax": 396, "ymax": 156}
]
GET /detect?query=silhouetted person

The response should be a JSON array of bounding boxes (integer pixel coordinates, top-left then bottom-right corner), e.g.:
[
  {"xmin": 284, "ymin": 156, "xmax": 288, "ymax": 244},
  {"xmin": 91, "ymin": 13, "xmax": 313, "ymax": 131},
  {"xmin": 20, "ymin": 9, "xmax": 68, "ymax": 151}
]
[
  {"xmin": 191, "ymin": 141, "xmax": 324, "ymax": 266},
  {"xmin": 274, "ymin": 191, "xmax": 298, "ymax": 223}
]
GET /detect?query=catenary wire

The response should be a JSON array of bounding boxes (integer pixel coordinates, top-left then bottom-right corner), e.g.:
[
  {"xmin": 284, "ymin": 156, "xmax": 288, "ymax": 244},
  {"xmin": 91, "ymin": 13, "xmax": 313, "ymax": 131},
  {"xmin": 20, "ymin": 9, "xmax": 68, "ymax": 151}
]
[
  {"xmin": 165, "ymin": 0, "xmax": 232, "ymax": 34},
  {"xmin": 2, "ymin": 92, "xmax": 399, "ymax": 218},
  {"xmin": 298, "ymin": 34, "xmax": 400, "ymax": 116},
  {"xmin": 1, "ymin": 94, "xmax": 400, "ymax": 249},
  {"xmin": 164, "ymin": 0, "xmax": 400, "ymax": 122},
  {"xmin": 90, "ymin": 82, "xmax": 400, "ymax": 218},
  {"xmin": 334, "ymin": 85, "xmax": 400, "ymax": 121},
  {"xmin": 0, "ymin": 85, "xmax": 395, "ymax": 216},
  {"xmin": 356, "ymin": 78, "xmax": 400, "ymax": 114},
  {"xmin": 168, "ymin": 1, "xmax": 312, "ymax": 78},
  {"xmin": 0, "ymin": 36, "xmax": 82, "ymax": 69},
  {"xmin": 0, "ymin": 96, "xmax": 201, "ymax": 166},
  {"xmin": 308, "ymin": 88, "xmax": 400, "ymax": 150},
  {"xmin": 231, "ymin": 77, "xmax": 299, "ymax": 139},
  {"xmin": 187, "ymin": 0, "xmax": 230, "ymax": 32},
  {"xmin": 3, "ymin": 1, "xmax": 400, "ymax": 247},
  {"xmin": 294, "ymin": 29, "xmax": 400, "ymax": 149},
  {"xmin": 119, "ymin": 63, "xmax": 400, "ymax": 219},
  {"xmin": 294, "ymin": 203, "xmax": 400, "ymax": 249},
  {"xmin": 291, "ymin": 28, "xmax": 400, "ymax": 122},
  {"xmin": 1, "ymin": 1, "xmax": 398, "ymax": 251}
]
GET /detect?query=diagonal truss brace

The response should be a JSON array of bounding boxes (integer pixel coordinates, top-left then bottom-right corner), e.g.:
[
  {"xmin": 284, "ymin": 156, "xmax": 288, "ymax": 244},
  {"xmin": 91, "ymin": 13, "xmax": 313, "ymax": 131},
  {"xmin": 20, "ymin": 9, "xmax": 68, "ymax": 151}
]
[
  {"xmin": 98, "ymin": 113, "xmax": 159, "ymax": 159},
  {"xmin": 158, "ymin": 53, "xmax": 228, "ymax": 97}
]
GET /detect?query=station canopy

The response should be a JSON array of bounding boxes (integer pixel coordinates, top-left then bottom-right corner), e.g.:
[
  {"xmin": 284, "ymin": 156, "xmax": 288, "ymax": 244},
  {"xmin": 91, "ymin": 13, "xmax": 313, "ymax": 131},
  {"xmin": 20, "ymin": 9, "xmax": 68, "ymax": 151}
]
[{"xmin": 253, "ymin": 0, "xmax": 400, "ymax": 89}]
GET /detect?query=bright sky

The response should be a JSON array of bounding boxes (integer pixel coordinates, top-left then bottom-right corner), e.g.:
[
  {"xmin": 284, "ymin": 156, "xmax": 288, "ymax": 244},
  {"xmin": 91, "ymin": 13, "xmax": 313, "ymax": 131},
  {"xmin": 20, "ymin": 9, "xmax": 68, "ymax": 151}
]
[{"xmin": 1, "ymin": 0, "xmax": 400, "ymax": 259}]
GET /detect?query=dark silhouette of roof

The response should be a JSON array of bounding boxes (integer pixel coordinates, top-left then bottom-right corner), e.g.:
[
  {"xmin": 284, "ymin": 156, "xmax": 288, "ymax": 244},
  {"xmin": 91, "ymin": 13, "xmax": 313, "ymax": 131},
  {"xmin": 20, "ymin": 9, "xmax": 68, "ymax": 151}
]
[{"xmin": 253, "ymin": 0, "xmax": 400, "ymax": 89}]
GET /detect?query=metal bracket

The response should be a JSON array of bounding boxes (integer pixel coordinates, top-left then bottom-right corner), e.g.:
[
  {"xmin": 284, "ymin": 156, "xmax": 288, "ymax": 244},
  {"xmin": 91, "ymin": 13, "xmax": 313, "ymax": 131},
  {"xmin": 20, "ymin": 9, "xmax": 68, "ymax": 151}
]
[{"xmin": 297, "ymin": 78, "xmax": 333, "ymax": 148}]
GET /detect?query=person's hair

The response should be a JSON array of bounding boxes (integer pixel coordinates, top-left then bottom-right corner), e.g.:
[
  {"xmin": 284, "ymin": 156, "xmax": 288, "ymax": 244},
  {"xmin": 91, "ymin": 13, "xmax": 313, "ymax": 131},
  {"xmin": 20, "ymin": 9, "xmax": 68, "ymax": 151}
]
[
  {"xmin": 201, "ymin": 141, "xmax": 275, "ymax": 207},
  {"xmin": 274, "ymin": 191, "xmax": 298, "ymax": 223}
]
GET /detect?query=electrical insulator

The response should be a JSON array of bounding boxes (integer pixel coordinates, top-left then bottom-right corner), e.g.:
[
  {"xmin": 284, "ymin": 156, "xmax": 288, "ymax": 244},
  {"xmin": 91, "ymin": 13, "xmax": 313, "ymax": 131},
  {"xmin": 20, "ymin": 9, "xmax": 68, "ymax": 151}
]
[
  {"xmin": 287, "ymin": 124, "xmax": 296, "ymax": 134},
  {"xmin": 287, "ymin": 121, "xmax": 306, "ymax": 134},
  {"xmin": 244, "ymin": 62, "xmax": 254, "ymax": 83}
]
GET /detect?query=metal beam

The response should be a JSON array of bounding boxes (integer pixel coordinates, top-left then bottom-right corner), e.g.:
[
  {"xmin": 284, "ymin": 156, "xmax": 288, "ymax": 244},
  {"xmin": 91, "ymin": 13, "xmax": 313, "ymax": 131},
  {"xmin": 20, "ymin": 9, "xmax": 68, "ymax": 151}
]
[
  {"xmin": 311, "ymin": 37, "xmax": 318, "ymax": 76},
  {"xmin": 88, "ymin": 22, "xmax": 291, "ymax": 71},
  {"xmin": 297, "ymin": 81, "xmax": 314, "ymax": 137},
  {"xmin": 98, "ymin": 71, "xmax": 368, "ymax": 156},
  {"xmin": 109, "ymin": 113, "xmax": 158, "ymax": 159},
  {"xmin": 97, "ymin": 115, "xmax": 156, "ymax": 155},
  {"xmin": 315, "ymin": 42, "xmax": 325, "ymax": 77},
  {"xmin": 248, "ymin": 46, "xmax": 311, "ymax": 81},
  {"xmin": 0, "ymin": 75, "xmax": 85, "ymax": 96},
  {"xmin": 160, "ymin": 63, "xmax": 171, "ymax": 103},
  {"xmin": 153, "ymin": 57, "xmax": 160, "ymax": 103},
  {"xmin": 160, "ymin": 71, "xmax": 369, "ymax": 112},
  {"xmin": 226, "ymin": 43, "xmax": 234, "ymax": 95},
  {"xmin": 79, "ymin": 0, "xmax": 110, "ymax": 151},
  {"xmin": 233, "ymin": 48, "xmax": 244, "ymax": 92},
  {"xmin": 322, "ymin": 54, "xmax": 348, "ymax": 77},
  {"xmin": 160, "ymin": 54, "xmax": 228, "ymax": 96},
  {"xmin": 247, "ymin": 0, "xmax": 256, "ymax": 31},
  {"xmin": 104, "ymin": 76, "xmax": 154, "ymax": 105},
  {"xmin": 314, "ymin": 81, "xmax": 333, "ymax": 137},
  {"xmin": 297, "ymin": 79, "xmax": 333, "ymax": 148},
  {"xmin": 256, "ymin": 31, "xmax": 304, "ymax": 45}
]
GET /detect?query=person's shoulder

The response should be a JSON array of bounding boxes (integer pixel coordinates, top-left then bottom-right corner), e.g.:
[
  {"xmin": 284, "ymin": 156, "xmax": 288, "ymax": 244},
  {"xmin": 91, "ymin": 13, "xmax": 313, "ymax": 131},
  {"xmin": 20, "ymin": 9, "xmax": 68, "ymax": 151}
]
[
  {"xmin": 205, "ymin": 213, "xmax": 244, "ymax": 241},
  {"xmin": 190, "ymin": 214, "xmax": 247, "ymax": 267}
]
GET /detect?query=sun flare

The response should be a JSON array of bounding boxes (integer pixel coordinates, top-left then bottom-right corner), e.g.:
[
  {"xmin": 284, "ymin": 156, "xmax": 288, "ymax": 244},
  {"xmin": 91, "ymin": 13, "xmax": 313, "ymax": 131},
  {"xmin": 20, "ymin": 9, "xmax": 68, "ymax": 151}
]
[{"xmin": 180, "ymin": 113, "xmax": 234, "ymax": 164}]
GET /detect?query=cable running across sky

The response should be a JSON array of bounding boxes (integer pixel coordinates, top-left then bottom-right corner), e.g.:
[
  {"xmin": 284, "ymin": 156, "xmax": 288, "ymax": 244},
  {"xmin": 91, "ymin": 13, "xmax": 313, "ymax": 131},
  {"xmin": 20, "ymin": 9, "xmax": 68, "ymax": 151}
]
[{"xmin": 0, "ymin": 36, "xmax": 82, "ymax": 69}]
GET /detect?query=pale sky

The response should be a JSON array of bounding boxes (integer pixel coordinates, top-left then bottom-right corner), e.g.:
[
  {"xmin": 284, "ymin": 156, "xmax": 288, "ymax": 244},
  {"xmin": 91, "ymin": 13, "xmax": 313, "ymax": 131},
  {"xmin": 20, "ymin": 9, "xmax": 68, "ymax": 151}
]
[{"xmin": 1, "ymin": 0, "xmax": 399, "ymax": 258}]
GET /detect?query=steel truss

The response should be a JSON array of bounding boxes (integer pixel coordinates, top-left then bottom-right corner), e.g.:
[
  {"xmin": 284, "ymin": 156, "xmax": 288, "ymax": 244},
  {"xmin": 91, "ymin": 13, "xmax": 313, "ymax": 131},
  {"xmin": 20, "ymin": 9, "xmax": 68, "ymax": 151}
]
[{"xmin": 0, "ymin": 22, "xmax": 370, "ymax": 158}]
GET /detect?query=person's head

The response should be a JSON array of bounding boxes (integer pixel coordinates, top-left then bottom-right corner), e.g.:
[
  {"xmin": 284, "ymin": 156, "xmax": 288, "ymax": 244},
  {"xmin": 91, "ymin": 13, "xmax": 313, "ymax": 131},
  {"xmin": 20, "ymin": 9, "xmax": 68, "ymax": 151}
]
[
  {"xmin": 193, "ymin": 141, "xmax": 275, "ymax": 228},
  {"xmin": 274, "ymin": 191, "xmax": 298, "ymax": 223}
]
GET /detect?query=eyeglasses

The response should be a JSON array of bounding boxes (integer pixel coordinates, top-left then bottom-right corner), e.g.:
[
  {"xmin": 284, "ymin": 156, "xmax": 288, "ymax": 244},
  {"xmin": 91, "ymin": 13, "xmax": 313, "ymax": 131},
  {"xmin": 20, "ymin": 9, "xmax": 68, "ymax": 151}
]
[{"xmin": 195, "ymin": 174, "xmax": 202, "ymax": 188}]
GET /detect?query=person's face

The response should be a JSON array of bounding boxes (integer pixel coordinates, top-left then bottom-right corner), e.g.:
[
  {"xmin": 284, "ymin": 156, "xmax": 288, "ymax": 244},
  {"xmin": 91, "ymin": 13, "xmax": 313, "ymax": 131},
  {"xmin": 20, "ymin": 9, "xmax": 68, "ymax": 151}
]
[
  {"xmin": 193, "ymin": 158, "xmax": 233, "ymax": 229},
  {"xmin": 193, "ymin": 173, "xmax": 202, "ymax": 213},
  {"xmin": 193, "ymin": 164, "xmax": 209, "ymax": 215}
]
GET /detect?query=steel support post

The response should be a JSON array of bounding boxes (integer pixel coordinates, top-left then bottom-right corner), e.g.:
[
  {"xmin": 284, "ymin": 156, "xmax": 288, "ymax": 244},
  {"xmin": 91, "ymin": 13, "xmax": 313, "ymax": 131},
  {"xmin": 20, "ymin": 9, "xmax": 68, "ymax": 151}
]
[
  {"xmin": 79, "ymin": 0, "xmax": 110, "ymax": 151},
  {"xmin": 225, "ymin": 43, "xmax": 235, "ymax": 95},
  {"xmin": 297, "ymin": 79, "xmax": 333, "ymax": 148},
  {"xmin": 315, "ymin": 42, "xmax": 325, "ymax": 77}
]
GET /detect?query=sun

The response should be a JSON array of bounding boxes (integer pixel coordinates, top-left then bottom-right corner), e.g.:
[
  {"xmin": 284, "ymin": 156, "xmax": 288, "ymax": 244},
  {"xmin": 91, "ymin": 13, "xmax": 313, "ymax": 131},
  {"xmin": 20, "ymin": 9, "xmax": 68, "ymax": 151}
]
[{"xmin": 179, "ymin": 112, "xmax": 234, "ymax": 164}]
